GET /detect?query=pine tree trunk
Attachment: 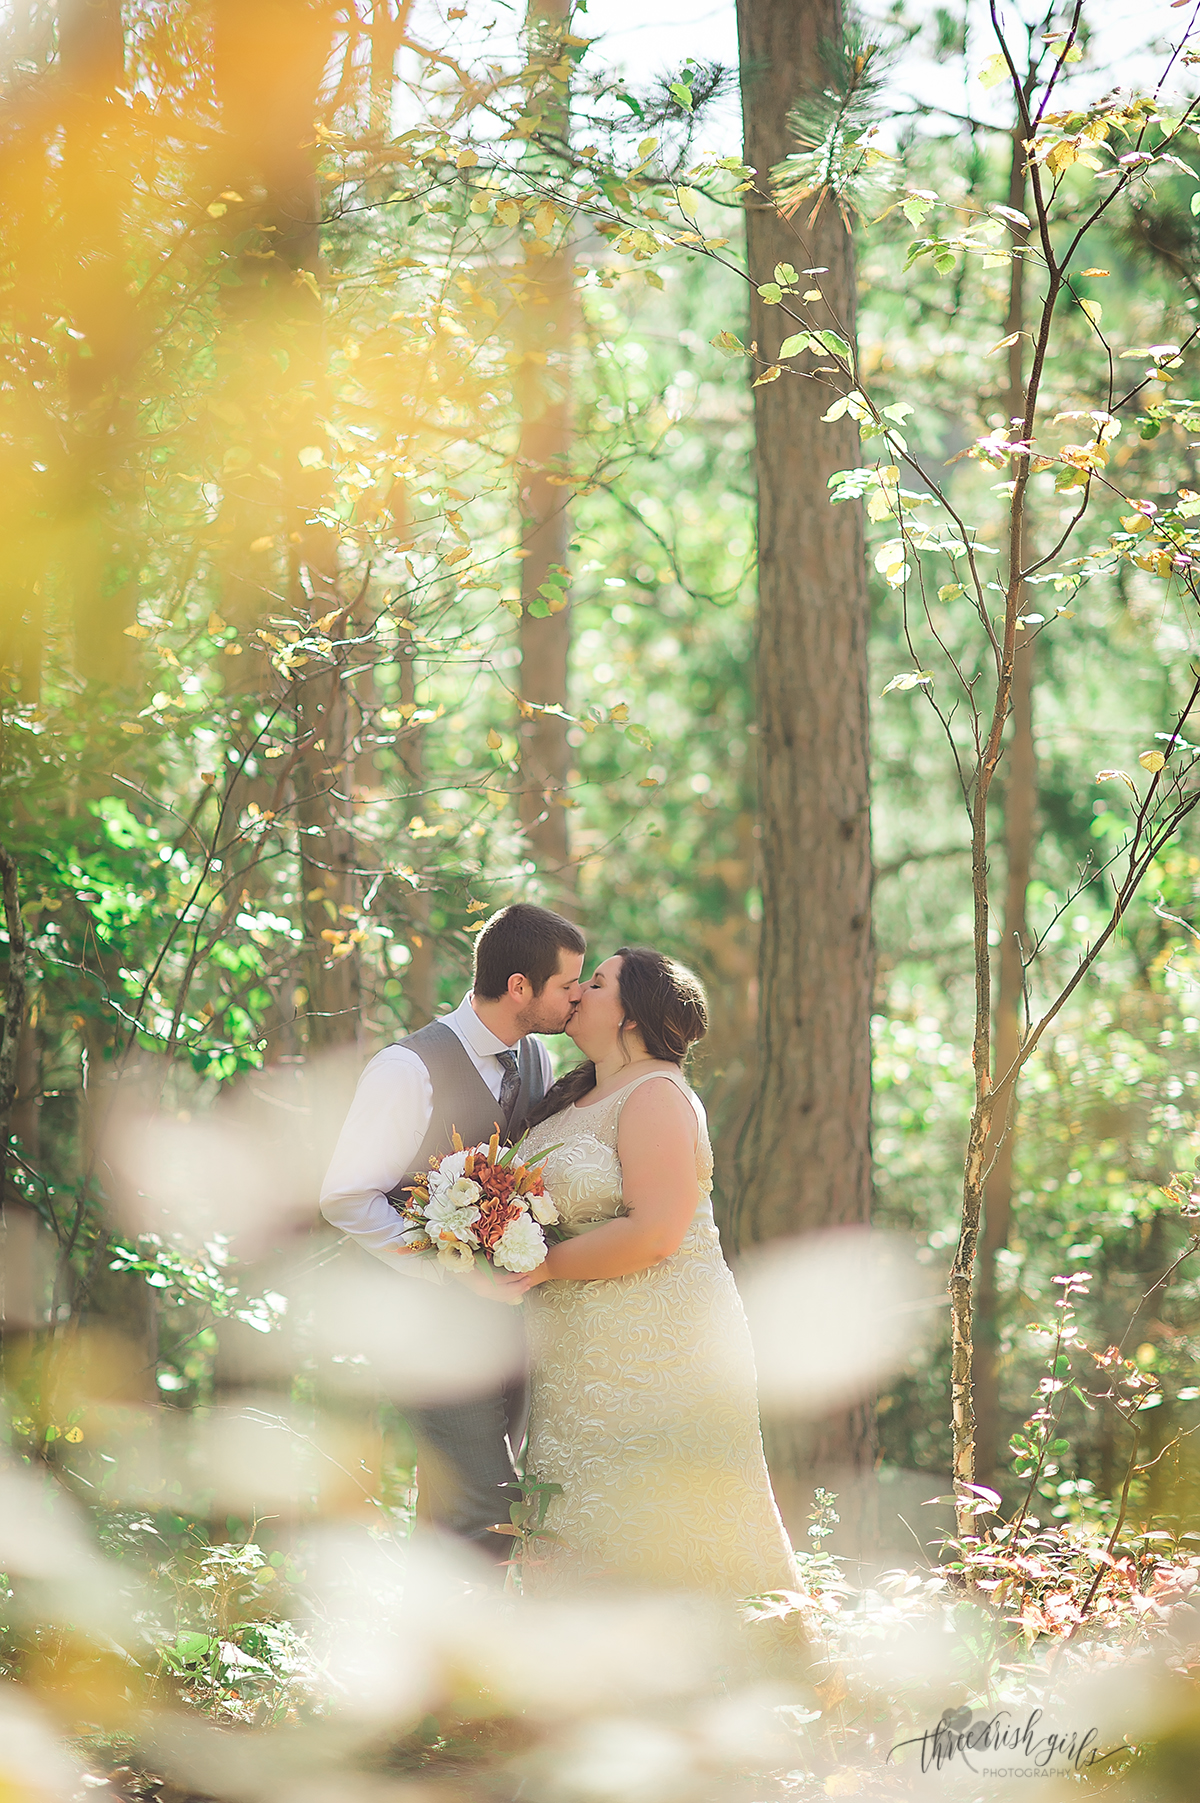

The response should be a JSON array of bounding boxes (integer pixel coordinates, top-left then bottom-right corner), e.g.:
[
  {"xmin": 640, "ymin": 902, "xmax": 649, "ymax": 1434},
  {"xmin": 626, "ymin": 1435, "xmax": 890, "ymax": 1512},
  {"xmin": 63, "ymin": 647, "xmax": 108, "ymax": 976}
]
[
  {"xmin": 733, "ymin": 0, "xmax": 874, "ymax": 1522},
  {"xmin": 517, "ymin": 0, "xmax": 573, "ymax": 892},
  {"xmin": 397, "ymin": 599, "xmax": 436, "ymax": 1026},
  {"xmin": 212, "ymin": 0, "xmax": 359, "ymax": 1055},
  {"xmin": 975, "ymin": 123, "xmax": 1036, "ymax": 1487}
]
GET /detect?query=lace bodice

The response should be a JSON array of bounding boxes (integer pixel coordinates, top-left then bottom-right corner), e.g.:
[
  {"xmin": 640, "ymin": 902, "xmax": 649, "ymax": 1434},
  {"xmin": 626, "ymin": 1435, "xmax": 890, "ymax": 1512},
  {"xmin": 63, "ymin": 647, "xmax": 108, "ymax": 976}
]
[{"xmin": 519, "ymin": 1068, "xmax": 715, "ymax": 1240}]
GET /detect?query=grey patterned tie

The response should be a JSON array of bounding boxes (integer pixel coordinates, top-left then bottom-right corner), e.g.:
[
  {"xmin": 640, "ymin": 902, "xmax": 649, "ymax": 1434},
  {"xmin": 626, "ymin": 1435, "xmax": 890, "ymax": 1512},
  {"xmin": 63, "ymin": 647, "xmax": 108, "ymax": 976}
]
[{"xmin": 497, "ymin": 1047, "xmax": 521, "ymax": 1133}]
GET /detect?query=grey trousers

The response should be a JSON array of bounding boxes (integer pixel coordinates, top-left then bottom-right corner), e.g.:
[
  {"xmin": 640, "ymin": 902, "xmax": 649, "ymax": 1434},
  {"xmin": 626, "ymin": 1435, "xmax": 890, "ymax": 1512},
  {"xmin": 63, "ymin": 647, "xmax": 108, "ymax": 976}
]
[{"xmin": 406, "ymin": 1373, "xmax": 529, "ymax": 1563}]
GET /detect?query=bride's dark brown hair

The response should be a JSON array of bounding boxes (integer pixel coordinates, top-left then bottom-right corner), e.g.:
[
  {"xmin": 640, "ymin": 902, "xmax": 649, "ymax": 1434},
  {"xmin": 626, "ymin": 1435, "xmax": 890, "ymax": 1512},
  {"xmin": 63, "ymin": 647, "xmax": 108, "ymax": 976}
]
[{"xmin": 522, "ymin": 946, "xmax": 708, "ymax": 1129}]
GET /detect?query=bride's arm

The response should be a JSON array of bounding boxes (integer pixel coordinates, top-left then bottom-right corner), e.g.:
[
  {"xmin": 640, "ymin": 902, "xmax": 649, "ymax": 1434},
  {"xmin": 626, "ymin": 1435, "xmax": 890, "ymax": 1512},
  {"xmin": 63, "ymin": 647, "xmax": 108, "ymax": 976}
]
[{"xmin": 496, "ymin": 1078, "xmax": 700, "ymax": 1292}]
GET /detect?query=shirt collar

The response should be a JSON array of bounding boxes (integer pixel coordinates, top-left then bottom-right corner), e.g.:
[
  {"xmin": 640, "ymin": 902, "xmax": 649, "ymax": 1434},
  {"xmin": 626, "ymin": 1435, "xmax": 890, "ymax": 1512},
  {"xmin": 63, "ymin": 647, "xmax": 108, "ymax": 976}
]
[{"xmin": 449, "ymin": 991, "xmax": 514, "ymax": 1058}]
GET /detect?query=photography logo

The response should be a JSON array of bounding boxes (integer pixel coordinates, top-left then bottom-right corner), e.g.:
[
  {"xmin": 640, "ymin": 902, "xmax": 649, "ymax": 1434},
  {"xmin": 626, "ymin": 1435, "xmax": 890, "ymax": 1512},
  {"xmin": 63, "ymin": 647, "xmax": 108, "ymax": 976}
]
[{"xmin": 888, "ymin": 1705, "xmax": 1106, "ymax": 1778}]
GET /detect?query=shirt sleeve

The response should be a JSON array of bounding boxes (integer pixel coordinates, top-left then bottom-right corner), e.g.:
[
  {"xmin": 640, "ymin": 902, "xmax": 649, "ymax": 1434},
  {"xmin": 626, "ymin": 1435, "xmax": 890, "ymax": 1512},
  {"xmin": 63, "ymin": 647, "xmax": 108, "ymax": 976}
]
[{"xmin": 319, "ymin": 1047, "xmax": 438, "ymax": 1272}]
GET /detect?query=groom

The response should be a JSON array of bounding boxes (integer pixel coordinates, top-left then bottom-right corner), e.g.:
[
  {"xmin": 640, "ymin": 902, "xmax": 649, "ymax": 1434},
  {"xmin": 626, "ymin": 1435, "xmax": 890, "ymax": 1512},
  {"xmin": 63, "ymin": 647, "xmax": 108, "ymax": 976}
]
[{"xmin": 320, "ymin": 902, "xmax": 585, "ymax": 1562}]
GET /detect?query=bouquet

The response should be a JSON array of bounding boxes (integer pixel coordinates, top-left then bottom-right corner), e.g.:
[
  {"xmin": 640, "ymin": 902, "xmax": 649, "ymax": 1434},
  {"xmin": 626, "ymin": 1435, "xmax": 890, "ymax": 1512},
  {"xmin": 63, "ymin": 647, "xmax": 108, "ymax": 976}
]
[{"xmin": 393, "ymin": 1128, "xmax": 561, "ymax": 1274}]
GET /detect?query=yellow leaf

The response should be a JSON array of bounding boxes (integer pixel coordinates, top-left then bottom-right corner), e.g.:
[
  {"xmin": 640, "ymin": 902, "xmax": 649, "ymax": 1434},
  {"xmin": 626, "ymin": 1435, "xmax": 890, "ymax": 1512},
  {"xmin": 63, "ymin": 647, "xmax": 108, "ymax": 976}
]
[
  {"xmin": 297, "ymin": 446, "xmax": 325, "ymax": 468},
  {"xmin": 534, "ymin": 202, "xmax": 557, "ymax": 238},
  {"xmin": 250, "ymin": 535, "xmax": 275, "ymax": 552},
  {"xmin": 1045, "ymin": 139, "xmax": 1079, "ymax": 176},
  {"xmin": 1139, "ymin": 750, "xmax": 1167, "ymax": 772},
  {"xmin": 987, "ymin": 331, "xmax": 1022, "ymax": 356},
  {"xmin": 496, "ymin": 198, "xmax": 521, "ymax": 227},
  {"xmin": 445, "ymin": 546, "xmax": 471, "ymax": 564},
  {"xmin": 638, "ymin": 776, "xmax": 659, "ymax": 787},
  {"xmin": 675, "ymin": 186, "xmax": 701, "ymax": 221},
  {"xmin": 121, "ymin": 722, "xmax": 144, "ymax": 734},
  {"xmin": 1082, "ymin": 267, "xmax": 1109, "ymax": 277},
  {"xmin": 123, "ymin": 623, "xmax": 150, "ymax": 639},
  {"xmin": 608, "ymin": 703, "xmax": 630, "ymax": 722},
  {"xmin": 1080, "ymin": 297, "xmax": 1102, "ymax": 326},
  {"xmin": 206, "ymin": 201, "xmax": 227, "ymax": 218},
  {"xmin": 487, "ymin": 728, "xmax": 503, "ymax": 750},
  {"xmin": 1096, "ymin": 768, "xmax": 1137, "ymax": 791},
  {"xmin": 752, "ymin": 364, "xmax": 783, "ymax": 387},
  {"xmin": 201, "ymin": 772, "xmax": 216, "ymax": 785},
  {"xmin": 64, "ymin": 1427, "xmax": 84, "ymax": 1444},
  {"xmin": 1120, "ymin": 514, "xmax": 1153, "ymax": 533},
  {"xmin": 456, "ymin": 148, "xmax": 479, "ymax": 168},
  {"xmin": 208, "ymin": 612, "xmax": 226, "ymax": 633},
  {"xmin": 223, "ymin": 643, "xmax": 243, "ymax": 655}
]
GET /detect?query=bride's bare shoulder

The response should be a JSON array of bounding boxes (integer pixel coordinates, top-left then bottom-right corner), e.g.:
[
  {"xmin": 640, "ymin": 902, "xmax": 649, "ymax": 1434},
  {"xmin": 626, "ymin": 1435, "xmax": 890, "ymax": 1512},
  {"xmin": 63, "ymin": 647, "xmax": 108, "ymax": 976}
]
[{"xmin": 616, "ymin": 1069, "xmax": 700, "ymax": 1134}]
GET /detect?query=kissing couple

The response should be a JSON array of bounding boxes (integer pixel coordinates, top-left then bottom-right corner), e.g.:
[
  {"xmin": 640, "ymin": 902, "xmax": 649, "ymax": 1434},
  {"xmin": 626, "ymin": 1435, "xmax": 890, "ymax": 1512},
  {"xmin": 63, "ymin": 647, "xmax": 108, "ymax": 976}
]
[{"xmin": 321, "ymin": 902, "xmax": 796, "ymax": 1599}]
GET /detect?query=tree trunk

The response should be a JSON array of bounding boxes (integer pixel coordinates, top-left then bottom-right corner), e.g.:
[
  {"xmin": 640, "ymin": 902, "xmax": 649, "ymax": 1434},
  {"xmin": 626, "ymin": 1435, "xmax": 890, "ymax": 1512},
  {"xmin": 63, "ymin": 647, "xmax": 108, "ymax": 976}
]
[
  {"xmin": 732, "ymin": 0, "xmax": 874, "ymax": 1522},
  {"xmin": 974, "ymin": 123, "xmax": 1036, "ymax": 1490},
  {"xmin": 397, "ymin": 598, "xmax": 436, "ymax": 1026},
  {"xmin": 211, "ymin": 0, "xmax": 360, "ymax": 1056},
  {"xmin": 517, "ymin": 0, "xmax": 574, "ymax": 892}
]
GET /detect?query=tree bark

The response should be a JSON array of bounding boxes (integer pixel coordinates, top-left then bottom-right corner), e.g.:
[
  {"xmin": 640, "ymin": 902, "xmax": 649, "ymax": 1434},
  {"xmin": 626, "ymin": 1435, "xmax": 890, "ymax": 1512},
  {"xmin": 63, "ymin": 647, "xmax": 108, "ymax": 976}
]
[
  {"xmin": 516, "ymin": 0, "xmax": 574, "ymax": 892},
  {"xmin": 975, "ymin": 123, "xmax": 1037, "ymax": 1489},
  {"xmin": 732, "ymin": 0, "xmax": 874, "ymax": 1515},
  {"xmin": 396, "ymin": 599, "xmax": 436, "ymax": 1026},
  {"xmin": 211, "ymin": 0, "xmax": 360, "ymax": 1056}
]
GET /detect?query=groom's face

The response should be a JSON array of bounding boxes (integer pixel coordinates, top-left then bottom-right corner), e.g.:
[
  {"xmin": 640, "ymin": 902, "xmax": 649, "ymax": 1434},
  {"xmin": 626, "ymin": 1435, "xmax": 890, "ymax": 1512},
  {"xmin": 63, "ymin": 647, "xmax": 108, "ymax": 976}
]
[{"xmin": 513, "ymin": 947, "xmax": 585, "ymax": 1036}]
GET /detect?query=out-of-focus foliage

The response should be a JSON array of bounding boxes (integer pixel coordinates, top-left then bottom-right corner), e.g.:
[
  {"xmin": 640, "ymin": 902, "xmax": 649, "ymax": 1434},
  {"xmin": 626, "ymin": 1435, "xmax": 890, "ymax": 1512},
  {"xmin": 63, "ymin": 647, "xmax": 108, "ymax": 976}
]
[{"xmin": 9, "ymin": 0, "xmax": 1200, "ymax": 1798}]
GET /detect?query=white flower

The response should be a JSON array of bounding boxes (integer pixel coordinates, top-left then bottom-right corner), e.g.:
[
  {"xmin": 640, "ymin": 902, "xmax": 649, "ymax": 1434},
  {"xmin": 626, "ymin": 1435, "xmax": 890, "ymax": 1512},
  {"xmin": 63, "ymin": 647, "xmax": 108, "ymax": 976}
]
[
  {"xmin": 436, "ymin": 1236, "xmax": 476, "ymax": 1270},
  {"xmin": 527, "ymin": 1189, "xmax": 559, "ymax": 1226},
  {"xmin": 425, "ymin": 1189, "xmax": 480, "ymax": 1246},
  {"xmin": 427, "ymin": 1149, "xmax": 469, "ymax": 1198},
  {"xmin": 444, "ymin": 1176, "xmax": 484, "ymax": 1210},
  {"xmin": 492, "ymin": 1215, "xmax": 548, "ymax": 1274}
]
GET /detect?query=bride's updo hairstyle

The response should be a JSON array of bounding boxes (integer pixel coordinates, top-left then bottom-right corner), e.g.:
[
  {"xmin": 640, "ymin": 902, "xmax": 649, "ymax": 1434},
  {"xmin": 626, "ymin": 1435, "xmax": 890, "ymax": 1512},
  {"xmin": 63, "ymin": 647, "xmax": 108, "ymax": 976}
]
[{"xmin": 523, "ymin": 946, "xmax": 708, "ymax": 1128}]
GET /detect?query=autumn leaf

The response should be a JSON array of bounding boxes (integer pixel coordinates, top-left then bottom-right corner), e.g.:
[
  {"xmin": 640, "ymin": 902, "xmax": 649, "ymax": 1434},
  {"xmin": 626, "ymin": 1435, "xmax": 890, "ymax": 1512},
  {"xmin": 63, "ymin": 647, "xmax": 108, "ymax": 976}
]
[
  {"xmin": 1096, "ymin": 768, "xmax": 1138, "ymax": 791},
  {"xmin": 1139, "ymin": 750, "xmax": 1167, "ymax": 772},
  {"xmin": 752, "ymin": 364, "xmax": 783, "ymax": 387},
  {"xmin": 881, "ymin": 671, "xmax": 932, "ymax": 695}
]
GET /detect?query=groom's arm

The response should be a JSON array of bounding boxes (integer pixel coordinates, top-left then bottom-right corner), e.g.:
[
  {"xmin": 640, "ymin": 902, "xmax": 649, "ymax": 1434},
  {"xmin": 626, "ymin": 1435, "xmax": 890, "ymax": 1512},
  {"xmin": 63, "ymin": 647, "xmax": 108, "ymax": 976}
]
[{"xmin": 319, "ymin": 1046, "xmax": 436, "ymax": 1270}]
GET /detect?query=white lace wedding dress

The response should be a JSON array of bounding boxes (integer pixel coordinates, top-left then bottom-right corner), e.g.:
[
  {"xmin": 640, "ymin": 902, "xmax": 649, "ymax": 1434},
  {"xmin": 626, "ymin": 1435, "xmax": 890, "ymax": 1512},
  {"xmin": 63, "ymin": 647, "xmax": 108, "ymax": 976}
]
[{"xmin": 518, "ymin": 1069, "xmax": 797, "ymax": 1598}]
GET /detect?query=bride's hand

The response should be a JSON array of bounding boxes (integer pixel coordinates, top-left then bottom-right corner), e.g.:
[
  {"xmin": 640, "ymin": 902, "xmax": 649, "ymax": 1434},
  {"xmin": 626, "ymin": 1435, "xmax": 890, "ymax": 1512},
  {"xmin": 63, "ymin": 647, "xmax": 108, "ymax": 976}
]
[{"xmin": 489, "ymin": 1262, "xmax": 550, "ymax": 1300}]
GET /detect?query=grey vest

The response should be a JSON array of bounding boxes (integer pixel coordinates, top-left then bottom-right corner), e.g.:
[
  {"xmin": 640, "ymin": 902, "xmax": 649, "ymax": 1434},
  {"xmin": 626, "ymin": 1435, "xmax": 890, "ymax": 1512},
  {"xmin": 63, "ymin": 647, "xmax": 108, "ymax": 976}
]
[{"xmin": 388, "ymin": 1020, "xmax": 546, "ymax": 1194}]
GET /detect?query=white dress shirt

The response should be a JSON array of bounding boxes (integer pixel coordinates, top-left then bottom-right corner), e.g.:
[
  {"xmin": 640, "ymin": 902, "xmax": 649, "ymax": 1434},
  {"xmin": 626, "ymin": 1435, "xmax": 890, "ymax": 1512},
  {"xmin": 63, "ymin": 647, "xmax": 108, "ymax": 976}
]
[{"xmin": 319, "ymin": 993, "xmax": 553, "ymax": 1271}]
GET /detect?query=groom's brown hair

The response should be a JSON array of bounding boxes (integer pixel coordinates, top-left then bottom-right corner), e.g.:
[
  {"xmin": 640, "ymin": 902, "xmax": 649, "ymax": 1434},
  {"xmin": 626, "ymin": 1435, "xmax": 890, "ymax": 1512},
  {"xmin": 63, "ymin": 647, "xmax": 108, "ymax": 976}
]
[{"xmin": 473, "ymin": 902, "xmax": 585, "ymax": 999}]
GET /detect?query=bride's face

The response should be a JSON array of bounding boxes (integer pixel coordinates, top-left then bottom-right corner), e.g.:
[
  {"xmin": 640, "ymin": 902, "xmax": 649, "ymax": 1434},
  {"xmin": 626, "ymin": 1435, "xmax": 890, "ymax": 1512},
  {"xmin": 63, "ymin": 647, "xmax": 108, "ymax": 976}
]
[{"xmin": 567, "ymin": 954, "xmax": 627, "ymax": 1056}]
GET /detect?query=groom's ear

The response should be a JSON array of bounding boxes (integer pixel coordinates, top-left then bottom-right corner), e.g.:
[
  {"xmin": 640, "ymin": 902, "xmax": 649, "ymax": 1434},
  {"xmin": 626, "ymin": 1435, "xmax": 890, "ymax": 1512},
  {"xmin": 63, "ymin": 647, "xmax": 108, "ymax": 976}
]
[{"xmin": 507, "ymin": 971, "xmax": 531, "ymax": 1002}]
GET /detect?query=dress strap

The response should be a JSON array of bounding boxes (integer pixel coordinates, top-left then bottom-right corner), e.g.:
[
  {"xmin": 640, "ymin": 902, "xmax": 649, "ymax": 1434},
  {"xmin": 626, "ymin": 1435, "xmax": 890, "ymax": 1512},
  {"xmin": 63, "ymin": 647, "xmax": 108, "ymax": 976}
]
[{"xmin": 610, "ymin": 1067, "xmax": 690, "ymax": 1112}]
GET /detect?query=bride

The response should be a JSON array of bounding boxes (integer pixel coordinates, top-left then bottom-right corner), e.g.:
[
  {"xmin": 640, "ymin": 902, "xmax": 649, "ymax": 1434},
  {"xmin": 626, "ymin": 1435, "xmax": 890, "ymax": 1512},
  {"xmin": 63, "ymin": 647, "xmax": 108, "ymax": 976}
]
[{"xmin": 493, "ymin": 946, "xmax": 798, "ymax": 1599}]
